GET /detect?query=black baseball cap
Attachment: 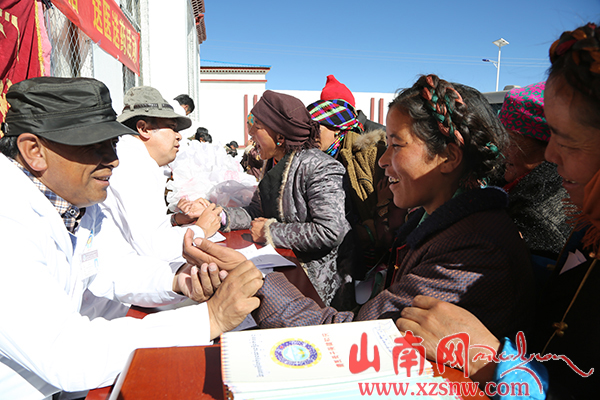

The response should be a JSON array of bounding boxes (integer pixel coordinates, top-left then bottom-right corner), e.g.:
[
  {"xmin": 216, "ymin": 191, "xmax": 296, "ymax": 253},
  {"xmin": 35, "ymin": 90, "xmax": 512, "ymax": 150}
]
[{"xmin": 1, "ymin": 77, "xmax": 137, "ymax": 145}]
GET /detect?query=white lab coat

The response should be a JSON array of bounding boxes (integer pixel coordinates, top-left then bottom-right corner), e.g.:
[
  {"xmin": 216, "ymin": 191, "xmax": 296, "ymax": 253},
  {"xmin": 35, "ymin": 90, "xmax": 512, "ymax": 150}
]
[
  {"xmin": 99, "ymin": 135, "xmax": 198, "ymax": 263},
  {"xmin": 0, "ymin": 154, "xmax": 211, "ymax": 400}
]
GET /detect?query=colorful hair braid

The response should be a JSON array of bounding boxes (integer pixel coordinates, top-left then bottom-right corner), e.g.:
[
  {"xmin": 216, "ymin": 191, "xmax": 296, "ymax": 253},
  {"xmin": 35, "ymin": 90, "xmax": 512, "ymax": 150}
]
[
  {"xmin": 419, "ymin": 75, "xmax": 465, "ymax": 146},
  {"xmin": 550, "ymin": 22, "xmax": 600, "ymax": 74},
  {"xmin": 549, "ymin": 22, "xmax": 600, "ymax": 103}
]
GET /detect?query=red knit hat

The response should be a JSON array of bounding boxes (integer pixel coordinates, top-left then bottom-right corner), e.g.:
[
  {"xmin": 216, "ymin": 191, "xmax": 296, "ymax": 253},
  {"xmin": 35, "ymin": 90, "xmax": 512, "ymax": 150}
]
[{"xmin": 320, "ymin": 75, "xmax": 355, "ymax": 107}]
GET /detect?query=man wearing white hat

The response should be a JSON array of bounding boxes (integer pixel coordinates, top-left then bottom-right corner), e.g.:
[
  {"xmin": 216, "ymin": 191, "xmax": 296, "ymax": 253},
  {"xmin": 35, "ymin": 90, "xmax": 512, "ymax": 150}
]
[{"xmin": 101, "ymin": 86, "xmax": 222, "ymax": 263}]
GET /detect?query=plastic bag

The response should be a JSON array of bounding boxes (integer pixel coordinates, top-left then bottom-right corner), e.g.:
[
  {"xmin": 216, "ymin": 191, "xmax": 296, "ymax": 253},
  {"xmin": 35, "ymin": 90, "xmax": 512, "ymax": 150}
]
[
  {"xmin": 207, "ymin": 180, "xmax": 257, "ymax": 207},
  {"xmin": 166, "ymin": 140, "xmax": 257, "ymax": 211}
]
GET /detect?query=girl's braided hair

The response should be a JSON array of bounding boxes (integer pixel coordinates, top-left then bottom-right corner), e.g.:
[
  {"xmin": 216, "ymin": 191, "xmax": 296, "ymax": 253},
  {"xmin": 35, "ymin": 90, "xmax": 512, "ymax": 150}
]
[{"xmin": 390, "ymin": 74, "xmax": 507, "ymax": 188}]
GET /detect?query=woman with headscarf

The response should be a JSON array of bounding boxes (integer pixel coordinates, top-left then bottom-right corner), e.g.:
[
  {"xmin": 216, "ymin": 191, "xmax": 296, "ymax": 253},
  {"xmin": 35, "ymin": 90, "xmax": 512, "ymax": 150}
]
[
  {"xmin": 396, "ymin": 23, "xmax": 600, "ymax": 399},
  {"xmin": 220, "ymin": 90, "xmax": 355, "ymax": 307},
  {"xmin": 499, "ymin": 82, "xmax": 571, "ymax": 283},
  {"xmin": 306, "ymin": 99, "xmax": 399, "ymax": 267}
]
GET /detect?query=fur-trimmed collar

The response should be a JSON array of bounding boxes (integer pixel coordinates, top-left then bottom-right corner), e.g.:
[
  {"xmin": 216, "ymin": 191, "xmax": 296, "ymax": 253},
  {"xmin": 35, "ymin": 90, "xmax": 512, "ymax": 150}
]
[
  {"xmin": 396, "ymin": 186, "xmax": 509, "ymax": 249},
  {"xmin": 351, "ymin": 129, "xmax": 386, "ymax": 151}
]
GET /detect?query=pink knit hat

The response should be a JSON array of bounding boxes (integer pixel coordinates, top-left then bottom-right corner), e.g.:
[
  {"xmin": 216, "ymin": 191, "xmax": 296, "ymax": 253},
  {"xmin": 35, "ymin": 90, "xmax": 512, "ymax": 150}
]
[{"xmin": 320, "ymin": 75, "xmax": 356, "ymax": 108}]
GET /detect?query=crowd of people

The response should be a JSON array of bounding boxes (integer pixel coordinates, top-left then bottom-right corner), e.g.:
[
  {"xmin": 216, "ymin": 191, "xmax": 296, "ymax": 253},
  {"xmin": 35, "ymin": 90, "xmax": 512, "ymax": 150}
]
[{"xmin": 0, "ymin": 22, "xmax": 598, "ymax": 400}]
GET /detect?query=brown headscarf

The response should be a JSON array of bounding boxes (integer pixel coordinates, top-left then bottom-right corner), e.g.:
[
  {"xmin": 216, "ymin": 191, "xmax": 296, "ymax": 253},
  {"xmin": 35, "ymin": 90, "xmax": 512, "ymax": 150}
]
[{"xmin": 251, "ymin": 90, "xmax": 320, "ymax": 149}]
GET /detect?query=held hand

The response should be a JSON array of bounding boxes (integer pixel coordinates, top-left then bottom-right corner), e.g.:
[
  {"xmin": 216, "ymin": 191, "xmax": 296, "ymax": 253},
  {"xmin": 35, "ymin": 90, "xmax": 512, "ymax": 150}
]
[
  {"xmin": 173, "ymin": 262, "xmax": 229, "ymax": 303},
  {"xmin": 194, "ymin": 203, "xmax": 223, "ymax": 238},
  {"xmin": 207, "ymin": 260, "xmax": 263, "ymax": 339},
  {"xmin": 183, "ymin": 228, "xmax": 247, "ymax": 271},
  {"xmin": 395, "ymin": 296, "xmax": 501, "ymax": 383},
  {"xmin": 250, "ymin": 217, "xmax": 268, "ymax": 243},
  {"xmin": 177, "ymin": 197, "xmax": 211, "ymax": 219}
]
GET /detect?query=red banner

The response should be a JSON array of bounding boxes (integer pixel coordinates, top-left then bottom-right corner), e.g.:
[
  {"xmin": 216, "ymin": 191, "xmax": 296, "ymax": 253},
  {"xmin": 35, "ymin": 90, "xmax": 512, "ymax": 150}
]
[
  {"xmin": 0, "ymin": 0, "xmax": 46, "ymax": 124},
  {"xmin": 52, "ymin": 0, "xmax": 140, "ymax": 75}
]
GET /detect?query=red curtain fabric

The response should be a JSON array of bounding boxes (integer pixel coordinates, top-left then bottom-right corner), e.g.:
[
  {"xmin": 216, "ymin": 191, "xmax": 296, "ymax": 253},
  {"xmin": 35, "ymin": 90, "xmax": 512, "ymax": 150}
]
[
  {"xmin": 52, "ymin": 0, "xmax": 140, "ymax": 75},
  {"xmin": 0, "ymin": 0, "xmax": 45, "ymax": 124}
]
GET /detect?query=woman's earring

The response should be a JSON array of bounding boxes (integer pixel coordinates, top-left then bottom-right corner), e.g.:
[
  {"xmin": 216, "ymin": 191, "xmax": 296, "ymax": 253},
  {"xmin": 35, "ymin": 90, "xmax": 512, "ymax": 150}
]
[{"xmin": 277, "ymin": 142, "xmax": 281, "ymax": 146}]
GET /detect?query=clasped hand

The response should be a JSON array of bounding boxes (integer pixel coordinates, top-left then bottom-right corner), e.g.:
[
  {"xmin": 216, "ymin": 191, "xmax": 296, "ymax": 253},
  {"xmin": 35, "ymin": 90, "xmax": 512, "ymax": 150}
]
[
  {"xmin": 181, "ymin": 229, "xmax": 264, "ymax": 339},
  {"xmin": 177, "ymin": 198, "xmax": 223, "ymax": 238},
  {"xmin": 173, "ymin": 262, "xmax": 228, "ymax": 303}
]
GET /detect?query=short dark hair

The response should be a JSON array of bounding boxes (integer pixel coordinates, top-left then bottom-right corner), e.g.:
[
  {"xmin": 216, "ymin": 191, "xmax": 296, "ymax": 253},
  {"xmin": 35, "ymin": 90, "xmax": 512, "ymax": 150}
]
[
  {"xmin": 194, "ymin": 127, "xmax": 212, "ymax": 143},
  {"xmin": 174, "ymin": 94, "xmax": 195, "ymax": 113},
  {"xmin": 0, "ymin": 135, "xmax": 19, "ymax": 158},
  {"xmin": 195, "ymin": 127, "xmax": 208, "ymax": 138}
]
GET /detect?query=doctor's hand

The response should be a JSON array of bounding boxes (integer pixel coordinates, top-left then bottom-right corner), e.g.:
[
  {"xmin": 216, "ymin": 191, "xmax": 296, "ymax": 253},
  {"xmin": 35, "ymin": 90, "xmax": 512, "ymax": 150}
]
[
  {"xmin": 183, "ymin": 228, "xmax": 247, "ymax": 271},
  {"xmin": 207, "ymin": 260, "xmax": 263, "ymax": 339},
  {"xmin": 173, "ymin": 262, "xmax": 229, "ymax": 303},
  {"xmin": 395, "ymin": 295, "xmax": 501, "ymax": 383},
  {"xmin": 194, "ymin": 203, "xmax": 223, "ymax": 238},
  {"xmin": 250, "ymin": 217, "xmax": 268, "ymax": 243},
  {"xmin": 177, "ymin": 197, "xmax": 211, "ymax": 219}
]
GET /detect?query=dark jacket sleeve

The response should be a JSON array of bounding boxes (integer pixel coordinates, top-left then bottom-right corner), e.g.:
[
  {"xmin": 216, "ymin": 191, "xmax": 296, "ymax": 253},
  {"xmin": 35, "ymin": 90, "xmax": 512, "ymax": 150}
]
[
  {"xmin": 221, "ymin": 189, "xmax": 263, "ymax": 232},
  {"xmin": 254, "ymin": 272, "xmax": 355, "ymax": 328}
]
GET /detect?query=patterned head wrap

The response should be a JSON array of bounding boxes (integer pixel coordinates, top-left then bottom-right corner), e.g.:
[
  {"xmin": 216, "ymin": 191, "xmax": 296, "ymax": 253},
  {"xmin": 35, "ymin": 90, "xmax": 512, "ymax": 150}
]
[
  {"xmin": 307, "ymin": 99, "xmax": 364, "ymax": 134},
  {"xmin": 498, "ymin": 82, "xmax": 549, "ymax": 142}
]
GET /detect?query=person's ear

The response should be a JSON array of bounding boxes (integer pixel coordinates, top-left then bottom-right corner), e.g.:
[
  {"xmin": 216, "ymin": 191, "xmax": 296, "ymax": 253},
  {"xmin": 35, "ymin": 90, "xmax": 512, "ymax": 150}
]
[
  {"xmin": 16, "ymin": 133, "xmax": 48, "ymax": 173},
  {"xmin": 440, "ymin": 142, "xmax": 463, "ymax": 173},
  {"xmin": 136, "ymin": 119, "xmax": 152, "ymax": 141},
  {"xmin": 277, "ymin": 136, "xmax": 285, "ymax": 146}
]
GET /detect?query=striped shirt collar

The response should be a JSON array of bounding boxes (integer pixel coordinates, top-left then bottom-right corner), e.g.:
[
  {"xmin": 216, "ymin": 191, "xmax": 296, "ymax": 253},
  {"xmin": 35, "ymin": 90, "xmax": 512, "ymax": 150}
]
[{"xmin": 9, "ymin": 157, "xmax": 85, "ymax": 233}]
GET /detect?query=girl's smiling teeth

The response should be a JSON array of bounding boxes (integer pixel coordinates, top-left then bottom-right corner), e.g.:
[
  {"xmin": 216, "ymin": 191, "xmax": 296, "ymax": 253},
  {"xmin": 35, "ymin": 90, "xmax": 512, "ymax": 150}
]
[{"xmin": 388, "ymin": 176, "xmax": 400, "ymax": 183}]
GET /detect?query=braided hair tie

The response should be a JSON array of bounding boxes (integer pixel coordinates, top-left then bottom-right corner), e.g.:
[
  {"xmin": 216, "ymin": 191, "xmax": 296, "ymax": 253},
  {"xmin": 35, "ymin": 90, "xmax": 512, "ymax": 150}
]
[
  {"xmin": 420, "ymin": 75, "xmax": 465, "ymax": 146},
  {"xmin": 550, "ymin": 23, "xmax": 600, "ymax": 74}
]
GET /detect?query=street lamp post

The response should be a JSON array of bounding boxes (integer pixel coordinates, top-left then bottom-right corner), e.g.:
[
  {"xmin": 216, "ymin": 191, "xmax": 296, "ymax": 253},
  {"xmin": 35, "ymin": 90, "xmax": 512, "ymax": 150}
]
[{"xmin": 483, "ymin": 38, "xmax": 509, "ymax": 91}]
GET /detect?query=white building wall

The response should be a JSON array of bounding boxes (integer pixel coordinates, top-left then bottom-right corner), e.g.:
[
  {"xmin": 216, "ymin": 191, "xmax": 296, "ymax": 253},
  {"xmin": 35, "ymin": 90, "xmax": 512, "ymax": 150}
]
[
  {"xmin": 92, "ymin": 45, "xmax": 125, "ymax": 113},
  {"xmin": 186, "ymin": 5, "xmax": 200, "ymax": 118},
  {"xmin": 142, "ymin": 0, "xmax": 200, "ymax": 120},
  {"xmin": 146, "ymin": 0, "xmax": 188, "ymax": 103},
  {"xmin": 198, "ymin": 75, "xmax": 268, "ymax": 146},
  {"xmin": 197, "ymin": 83, "xmax": 394, "ymax": 148}
]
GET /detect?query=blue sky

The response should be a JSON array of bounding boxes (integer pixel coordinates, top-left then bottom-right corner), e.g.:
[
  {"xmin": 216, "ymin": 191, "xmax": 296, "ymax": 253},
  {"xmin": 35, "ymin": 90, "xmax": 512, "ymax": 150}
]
[{"xmin": 200, "ymin": 0, "xmax": 600, "ymax": 94}]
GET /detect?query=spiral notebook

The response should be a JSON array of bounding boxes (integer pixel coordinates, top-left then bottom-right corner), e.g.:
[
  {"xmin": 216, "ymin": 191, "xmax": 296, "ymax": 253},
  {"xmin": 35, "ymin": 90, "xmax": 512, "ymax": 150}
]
[{"xmin": 221, "ymin": 319, "xmax": 457, "ymax": 399}]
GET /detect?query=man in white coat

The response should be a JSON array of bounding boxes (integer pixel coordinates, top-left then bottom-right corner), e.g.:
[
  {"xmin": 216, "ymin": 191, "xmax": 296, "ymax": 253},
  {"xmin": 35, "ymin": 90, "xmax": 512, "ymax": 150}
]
[
  {"xmin": 100, "ymin": 85, "xmax": 221, "ymax": 263},
  {"xmin": 0, "ymin": 77, "xmax": 262, "ymax": 400}
]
